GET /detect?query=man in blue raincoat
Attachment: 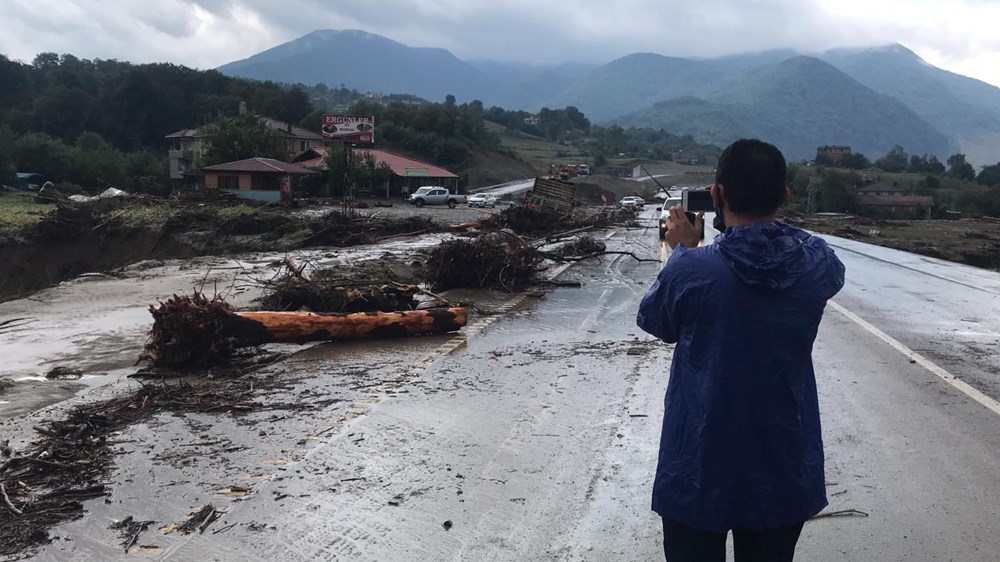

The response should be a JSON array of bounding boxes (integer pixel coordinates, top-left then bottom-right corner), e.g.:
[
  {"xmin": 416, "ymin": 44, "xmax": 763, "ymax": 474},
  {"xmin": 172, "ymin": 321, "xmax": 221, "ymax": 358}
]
[{"xmin": 637, "ymin": 139, "xmax": 845, "ymax": 561}]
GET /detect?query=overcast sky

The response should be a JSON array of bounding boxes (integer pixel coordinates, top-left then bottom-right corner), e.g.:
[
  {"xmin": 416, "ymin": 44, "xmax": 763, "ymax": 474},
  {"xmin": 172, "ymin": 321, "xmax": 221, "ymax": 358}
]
[{"xmin": 3, "ymin": 0, "xmax": 1000, "ymax": 88}]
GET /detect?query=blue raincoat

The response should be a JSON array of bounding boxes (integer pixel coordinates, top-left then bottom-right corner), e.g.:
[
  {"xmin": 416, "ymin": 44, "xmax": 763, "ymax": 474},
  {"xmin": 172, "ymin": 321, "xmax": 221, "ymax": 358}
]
[{"xmin": 637, "ymin": 222, "xmax": 845, "ymax": 532}]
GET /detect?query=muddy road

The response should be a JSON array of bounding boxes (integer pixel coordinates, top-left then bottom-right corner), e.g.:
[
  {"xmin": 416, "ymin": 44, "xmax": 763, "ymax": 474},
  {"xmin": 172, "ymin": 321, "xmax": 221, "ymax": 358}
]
[{"xmin": 3, "ymin": 209, "xmax": 1000, "ymax": 561}]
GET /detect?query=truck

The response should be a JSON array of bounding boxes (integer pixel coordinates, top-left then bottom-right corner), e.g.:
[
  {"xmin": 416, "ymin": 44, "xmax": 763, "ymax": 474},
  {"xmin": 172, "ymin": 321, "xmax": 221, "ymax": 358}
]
[{"xmin": 408, "ymin": 186, "xmax": 467, "ymax": 208}]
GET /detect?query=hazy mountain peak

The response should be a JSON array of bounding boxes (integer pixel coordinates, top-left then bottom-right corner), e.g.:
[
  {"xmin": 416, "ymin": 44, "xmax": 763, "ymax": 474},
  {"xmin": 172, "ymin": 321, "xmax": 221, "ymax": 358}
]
[
  {"xmin": 215, "ymin": 28, "xmax": 1000, "ymax": 164},
  {"xmin": 869, "ymin": 43, "xmax": 920, "ymax": 58}
]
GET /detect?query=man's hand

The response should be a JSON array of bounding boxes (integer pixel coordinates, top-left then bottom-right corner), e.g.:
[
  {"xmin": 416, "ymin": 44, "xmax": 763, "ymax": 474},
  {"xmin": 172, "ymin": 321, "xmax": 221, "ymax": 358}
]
[{"xmin": 666, "ymin": 205, "xmax": 703, "ymax": 250}]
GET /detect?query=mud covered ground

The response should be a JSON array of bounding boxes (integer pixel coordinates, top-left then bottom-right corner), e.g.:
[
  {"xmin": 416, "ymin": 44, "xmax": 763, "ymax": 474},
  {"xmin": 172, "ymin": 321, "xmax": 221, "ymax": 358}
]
[
  {"xmin": 0, "ymin": 193, "xmax": 497, "ymax": 303},
  {"xmin": 783, "ymin": 214, "xmax": 1000, "ymax": 271},
  {"xmin": 0, "ymin": 207, "xmax": 641, "ymax": 557}
]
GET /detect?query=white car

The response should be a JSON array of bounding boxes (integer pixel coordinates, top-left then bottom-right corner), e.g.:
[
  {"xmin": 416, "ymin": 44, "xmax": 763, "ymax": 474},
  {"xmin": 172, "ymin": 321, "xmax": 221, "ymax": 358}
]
[
  {"xmin": 658, "ymin": 197, "xmax": 683, "ymax": 238},
  {"xmin": 468, "ymin": 193, "xmax": 497, "ymax": 208},
  {"xmin": 408, "ymin": 186, "xmax": 467, "ymax": 208},
  {"xmin": 620, "ymin": 196, "xmax": 646, "ymax": 209}
]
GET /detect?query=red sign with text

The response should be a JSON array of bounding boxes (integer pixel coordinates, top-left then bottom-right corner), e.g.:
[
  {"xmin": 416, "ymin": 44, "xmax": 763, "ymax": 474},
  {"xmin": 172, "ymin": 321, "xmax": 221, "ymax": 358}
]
[{"xmin": 322, "ymin": 115, "xmax": 375, "ymax": 143}]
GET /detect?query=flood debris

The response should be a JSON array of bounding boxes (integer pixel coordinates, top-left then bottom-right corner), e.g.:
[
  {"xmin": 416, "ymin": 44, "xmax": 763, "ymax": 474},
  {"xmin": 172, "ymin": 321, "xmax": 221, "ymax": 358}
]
[
  {"xmin": 109, "ymin": 516, "xmax": 155, "ymax": 553},
  {"xmin": 298, "ymin": 212, "xmax": 436, "ymax": 247},
  {"xmin": 426, "ymin": 233, "xmax": 544, "ymax": 291},
  {"xmin": 143, "ymin": 292, "xmax": 244, "ymax": 371},
  {"xmin": 552, "ymin": 236, "xmax": 607, "ymax": 257},
  {"xmin": 810, "ymin": 508, "xmax": 870, "ymax": 520},
  {"xmin": 45, "ymin": 367, "xmax": 84, "ymax": 380},
  {"xmin": 478, "ymin": 205, "xmax": 638, "ymax": 237},
  {"xmin": 0, "ymin": 381, "xmax": 263, "ymax": 557},
  {"xmin": 259, "ymin": 270, "xmax": 420, "ymax": 313},
  {"xmin": 173, "ymin": 504, "xmax": 223, "ymax": 535},
  {"xmin": 143, "ymin": 291, "xmax": 468, "ymax": 371}
]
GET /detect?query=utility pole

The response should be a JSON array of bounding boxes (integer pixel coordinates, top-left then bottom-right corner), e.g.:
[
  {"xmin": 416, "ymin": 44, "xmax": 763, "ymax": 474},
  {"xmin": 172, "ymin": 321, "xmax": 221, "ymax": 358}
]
[
  {"xmin": 342, "ymin": 143, "xmax": 354, "ymax": 214},
  {"xmin": 807, "ymin": 175, "xmax": 820, "ymax": 215}
]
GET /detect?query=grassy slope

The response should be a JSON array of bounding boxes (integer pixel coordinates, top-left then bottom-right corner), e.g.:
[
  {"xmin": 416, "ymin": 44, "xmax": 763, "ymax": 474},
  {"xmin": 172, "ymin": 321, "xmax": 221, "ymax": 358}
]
[
  {"xmin": 0, "ymin": 193, "xmax": 52, "ymax": 230},
  {"xmin": 485, "ymin": 121, "xmax": 589, "ymax": 174}
]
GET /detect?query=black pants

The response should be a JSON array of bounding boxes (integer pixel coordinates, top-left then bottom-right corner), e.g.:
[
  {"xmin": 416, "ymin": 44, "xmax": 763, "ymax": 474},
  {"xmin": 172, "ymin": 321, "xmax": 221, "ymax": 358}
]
[{"xmin": 662, "ymin": 518, "xmax": 805, "ymax": 562}]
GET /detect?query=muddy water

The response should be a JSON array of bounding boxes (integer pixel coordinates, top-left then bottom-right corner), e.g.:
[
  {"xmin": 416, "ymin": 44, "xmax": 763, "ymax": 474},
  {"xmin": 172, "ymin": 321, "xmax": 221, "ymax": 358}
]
[{"xmin": 0, "ymin": 234, "xmax": 454, "ymax": 419}]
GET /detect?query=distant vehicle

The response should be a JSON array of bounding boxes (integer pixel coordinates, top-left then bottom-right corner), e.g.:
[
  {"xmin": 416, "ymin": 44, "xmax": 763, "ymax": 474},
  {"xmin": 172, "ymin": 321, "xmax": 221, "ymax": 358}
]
[
  {"xmin": 468, "ymin": 193, "xmax": 497, "ymax": 208},
  {"xmin": 408, "ymin": 186, "xmax": 467, "ymax": 208},
  {"xmin": 658, "ymin": 197, "xmax": 683, "ymax": 238},
  {"xmin": 577, "ymin": 164, "xmax": 590, "ymax": 176},
  {"xmin": 620, "ymin": 196, "xmax": 646, "ymax": 209}
]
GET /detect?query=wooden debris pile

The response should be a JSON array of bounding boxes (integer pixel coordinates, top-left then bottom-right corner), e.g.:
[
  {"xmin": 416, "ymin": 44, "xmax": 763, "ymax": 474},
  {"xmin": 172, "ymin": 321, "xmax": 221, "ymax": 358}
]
[
  {"xmin": 552, "ymin": 236, "xmax": 607, "ymax": 257},
  {"xmin": 477, "ymin": 205, "xmax": 640, "ymax": 236},
  {"xmin": 0, "ymin": 382, "xmax": 259, "ymax": 557},
  {"xmin": 425, "ymin": 233, "xmax": 544, "ymax": 291},
  {"xmin": 259, "ymin": 269, "xmax": 419, "ymax": 313},
  {"xmin": 301, "ymin": 212, "xmax": 435, "ymax": 247},
  {"xmin": 477, "ymin": 205, "xmax": 572, "ymax": 236}
]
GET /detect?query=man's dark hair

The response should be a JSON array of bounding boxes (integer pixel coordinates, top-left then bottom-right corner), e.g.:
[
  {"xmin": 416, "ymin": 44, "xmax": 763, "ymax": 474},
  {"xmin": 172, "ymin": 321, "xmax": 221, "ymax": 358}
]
[{"xmin": 715, "ymin": 139, "xmax": 787, "ymax": 216}]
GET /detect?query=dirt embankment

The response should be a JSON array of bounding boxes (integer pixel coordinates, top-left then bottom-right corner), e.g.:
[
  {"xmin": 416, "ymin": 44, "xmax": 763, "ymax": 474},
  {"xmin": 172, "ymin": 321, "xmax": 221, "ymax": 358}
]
[{"xmin": 784, "ymin": 214, "xmax": 1000, "ymax": 271}]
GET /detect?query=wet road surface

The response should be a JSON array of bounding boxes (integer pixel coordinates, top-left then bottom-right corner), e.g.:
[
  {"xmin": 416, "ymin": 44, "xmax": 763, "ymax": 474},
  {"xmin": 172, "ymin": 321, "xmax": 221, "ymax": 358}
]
[{"xmin": 3, "ymin": 210, "xmax": 1000, "ymax": 560}]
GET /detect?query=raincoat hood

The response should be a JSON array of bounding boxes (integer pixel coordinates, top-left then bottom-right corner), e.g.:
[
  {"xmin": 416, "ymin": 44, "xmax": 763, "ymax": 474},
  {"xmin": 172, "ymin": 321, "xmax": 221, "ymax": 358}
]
[{"xmin": 715, "ymin": 221, "xmax": 821, "ymax": 290}]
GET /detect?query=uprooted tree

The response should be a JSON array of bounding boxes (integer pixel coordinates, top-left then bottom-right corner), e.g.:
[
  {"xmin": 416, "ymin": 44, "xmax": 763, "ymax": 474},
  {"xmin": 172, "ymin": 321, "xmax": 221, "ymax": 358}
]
[{"xmin": 143, "ymin": 292, "xmax": 466, "ymax": 371}]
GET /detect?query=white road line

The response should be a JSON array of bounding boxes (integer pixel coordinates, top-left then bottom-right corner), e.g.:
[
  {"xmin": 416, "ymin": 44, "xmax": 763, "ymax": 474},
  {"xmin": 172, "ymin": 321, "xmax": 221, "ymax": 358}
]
[{"xmin": 828, "ymin": 300, "xmax": 1000, "ymax": 418}]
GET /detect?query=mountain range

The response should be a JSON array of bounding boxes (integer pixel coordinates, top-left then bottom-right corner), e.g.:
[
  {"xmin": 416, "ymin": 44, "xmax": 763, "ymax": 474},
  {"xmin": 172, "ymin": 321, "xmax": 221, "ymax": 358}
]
[{"xmin": 218, "ymin": 30, "xmax": 1000, "ymax": 164}]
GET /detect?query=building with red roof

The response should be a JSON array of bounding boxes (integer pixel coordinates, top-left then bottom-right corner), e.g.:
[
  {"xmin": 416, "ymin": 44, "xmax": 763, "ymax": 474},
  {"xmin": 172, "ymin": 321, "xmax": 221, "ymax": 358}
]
[
  {"xmin": 195, "ymin": 157, "xmax": 318, "ymax": 200},
  {"xmin": 293, "ymin": 147, "xmax": 460, "ymax": 196}
]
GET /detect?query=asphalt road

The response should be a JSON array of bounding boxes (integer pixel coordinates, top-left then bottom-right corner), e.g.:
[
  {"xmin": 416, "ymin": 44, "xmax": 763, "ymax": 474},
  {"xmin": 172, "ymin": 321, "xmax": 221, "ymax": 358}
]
[{"xmin": 12, "ymin": 210, "xmax": 1000, "ymax": 561}]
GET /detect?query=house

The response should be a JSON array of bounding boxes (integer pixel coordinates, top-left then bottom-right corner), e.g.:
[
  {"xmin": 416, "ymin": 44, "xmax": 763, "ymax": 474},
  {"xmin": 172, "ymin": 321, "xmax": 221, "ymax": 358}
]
[
  {"xmin": 858, "ymin": 193, "xmax": 934, "ymax": 218},
  {"xmin": 194, "ymin": 157, "xmax": 318, "ymax": 201},
  {"xmin": 165, "ymin": 102, "xmax": 324, "ymax": 182},
  {"xmin": 857, "ymin": 182, "xmax": 903, "ymax": 197},
  {"xmin": 817, "ymin": 145, "xmax": 851, "ymax": 165},
  {"xmin": 523, "ymin": 115, "xmax": 540, "ymax": 127},
  {"xmin": 293, "ymin": 147, "xmax": 460, "ymax": 196}
]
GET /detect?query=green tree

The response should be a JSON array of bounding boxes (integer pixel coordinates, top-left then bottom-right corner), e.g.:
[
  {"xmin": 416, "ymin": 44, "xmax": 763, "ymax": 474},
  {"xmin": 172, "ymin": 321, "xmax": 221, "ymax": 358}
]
[
  {"xmin": 199, "ymin": 112, "xmax": 288, "ymax": 167},
  {"xmin": 321, "ymin": 144, "xmax": 391, "ymax": 197},
  {"xmin": 70, "ymin": 131, "xmax": 124, "ymax": 187},
  {"xmin": 946, "ymin": 153, "xmax": 976, "ymax": 181},
  {"xmin": 0, "ymin": 126, "xmax": 16, "ymax": 182},
  {"xmin": 11, "ymin": 132, "xmax": 74, "ymax": 181},
  {"xmin": 842, "ymin": 152, "xmax": 871, "ymax": 170},
  {"xmin": 976, "ymin": 163, "xmax": 1000, "ymax": 188},
  {"xmin": 817, "ymin": 170, "xmax": 859, "ymax": 213},
  {"xmin": 926, "ymin": 155, "xmax": 945, "ymax": 175},
  {"xmin": 875, "ymin": 145, "xmax": 908, "ymax": 173}
]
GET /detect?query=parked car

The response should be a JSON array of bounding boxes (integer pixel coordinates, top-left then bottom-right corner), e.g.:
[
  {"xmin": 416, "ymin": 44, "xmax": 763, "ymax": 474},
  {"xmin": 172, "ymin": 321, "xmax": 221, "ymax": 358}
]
[
  {"xmin": 620, "ymin": 196, "xmax": 646, "ymax": 209},
  {"xmin": 467, "ymin": 193, "xmax": 497, "ymax": 208},
  {"xmin": 658, "ymin": 197, "xmax": 683, "ymax": 239},
  {"xmin": 408, "ymin": 186, "xmax": 467, "ymax": 208}
]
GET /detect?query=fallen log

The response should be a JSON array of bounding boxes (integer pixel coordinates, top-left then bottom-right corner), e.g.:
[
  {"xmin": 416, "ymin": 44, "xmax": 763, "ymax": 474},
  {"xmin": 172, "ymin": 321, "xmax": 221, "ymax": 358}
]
[
  {"xmin": 144, "ymin": 293, "xmax": 467, "ymax": 371},
  {"xmin": 228, "ymin": 308, "xmax": 468, "ymax": 345}
]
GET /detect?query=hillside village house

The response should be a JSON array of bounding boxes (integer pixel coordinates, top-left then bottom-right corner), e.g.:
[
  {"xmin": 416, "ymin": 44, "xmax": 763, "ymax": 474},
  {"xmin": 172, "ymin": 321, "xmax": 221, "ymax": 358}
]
[
  {"xmin": 198, "ymin": 157, "xmax": 318, "ymax": 201},
  {"xmin": 857, "ymin": 182, "xmax": 934, "ymax": 218},
  {"xmin": 816, "ymin": 145, "xmax": 851, "ymax": 164},
  {"xmin": 293, "ymin": 146, "xmax": 460, "ymax": 196},
  {"xmin": 165, "ymin": 103, "xmax": 323, "ymax": 182}
]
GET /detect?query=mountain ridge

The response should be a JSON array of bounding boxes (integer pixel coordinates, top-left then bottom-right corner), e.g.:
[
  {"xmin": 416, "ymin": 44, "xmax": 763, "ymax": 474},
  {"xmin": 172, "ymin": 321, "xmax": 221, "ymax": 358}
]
[{"xmin": 217, "ymin": 30, "xmax": 1000, "ymax": 163}]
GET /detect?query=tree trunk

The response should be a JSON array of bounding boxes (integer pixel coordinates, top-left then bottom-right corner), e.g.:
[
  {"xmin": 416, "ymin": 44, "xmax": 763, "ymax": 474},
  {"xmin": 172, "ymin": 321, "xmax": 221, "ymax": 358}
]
[{"xmin": 221, "ymin": 308, "xmax": 468, "ymax": 345}]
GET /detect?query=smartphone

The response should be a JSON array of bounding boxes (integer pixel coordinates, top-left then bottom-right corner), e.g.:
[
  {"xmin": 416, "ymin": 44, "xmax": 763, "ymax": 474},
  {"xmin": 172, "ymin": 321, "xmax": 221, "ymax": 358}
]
[
  {"xmin": 682, "ymin": 190, "xmax": 714, "ymax": 212},
  {"xmin": 679, "ymin": 191, "xmax": 709, "ymax": 241}
]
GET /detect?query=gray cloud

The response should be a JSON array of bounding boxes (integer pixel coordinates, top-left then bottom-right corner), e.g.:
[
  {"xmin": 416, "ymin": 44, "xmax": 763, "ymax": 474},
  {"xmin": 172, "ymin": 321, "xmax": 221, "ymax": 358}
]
[{"xmin": 1, "ymin": 0, "xmax": 999, "ymax": 88}]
